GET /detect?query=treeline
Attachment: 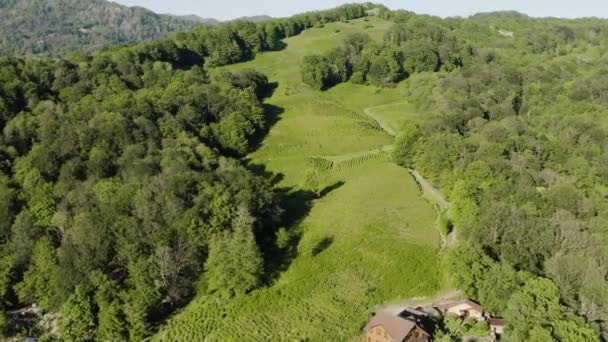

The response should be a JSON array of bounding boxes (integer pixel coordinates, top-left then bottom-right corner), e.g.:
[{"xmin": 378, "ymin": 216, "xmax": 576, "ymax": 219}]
[
  {"xmin": 389, "ymin": 11, "xmax": 608, "ymax": 341},
  {"xmin": 1, "ymin": 0, "xmax": 372, "ymax": 63},
  {"xmin": 300, "ymin": 12, "xmax": 468, "ymax": 90},
  {"xmin": 103, "ymin": 3, "xmax": 373, "ymax": 70}
]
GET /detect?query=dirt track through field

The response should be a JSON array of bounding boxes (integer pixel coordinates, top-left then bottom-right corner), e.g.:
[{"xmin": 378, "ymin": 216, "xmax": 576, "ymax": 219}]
[{"xmin": 361, "ymin": 103, "xmax": 457, "ymax": 248}]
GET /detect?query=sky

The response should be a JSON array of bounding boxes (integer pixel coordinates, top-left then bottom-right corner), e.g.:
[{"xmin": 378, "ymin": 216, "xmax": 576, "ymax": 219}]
[{"xmin": 113, "ymin": 0, "xmax": 607, "ymax": 20}]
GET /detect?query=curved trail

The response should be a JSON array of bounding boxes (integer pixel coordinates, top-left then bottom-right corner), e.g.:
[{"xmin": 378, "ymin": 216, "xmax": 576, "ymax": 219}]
[
  {"xmin": 363, "ymin": 103, "xmax": 403, "ymax": 136},
  {"xmin": 361, "ymin": 102, "xmax": 460, "ymax": 312},
  {"xmin": 361, "ymin": 103, "xmax": 456, "ymax": 248}
]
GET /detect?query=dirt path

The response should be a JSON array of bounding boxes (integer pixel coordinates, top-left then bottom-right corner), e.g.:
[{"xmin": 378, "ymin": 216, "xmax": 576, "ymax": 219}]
[
  {"xmin": 362, "ymin": 103, "xmax": 455, "ymax": 242},
  {"xmin": 408, "ymin": 169, "xmax": 448, "ymax": 210},
  {"xmin": 359, "ymin": 103, "xmax": 463, "ymax": 313},
  {"xmin": 363, "ymin": 104, "xmax": 399, "ymax": 136},
  {"xmin": 363, "ymin": 101, "xmax": 414, "ymax": 136}
]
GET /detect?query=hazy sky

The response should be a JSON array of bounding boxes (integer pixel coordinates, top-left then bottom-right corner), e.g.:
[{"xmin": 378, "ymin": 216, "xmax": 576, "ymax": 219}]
[{"xmin": 113, "ymin": 0, "xmax": 607, "ymax": 20}]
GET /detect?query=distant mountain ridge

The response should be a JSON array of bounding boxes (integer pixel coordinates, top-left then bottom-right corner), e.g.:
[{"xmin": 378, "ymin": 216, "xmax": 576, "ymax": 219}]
[
  {"xmin": 232, "ymin": 15, "xmax": 273, "ymax": 23},
  {"xmin": 0, "ymin": 0, "xmax": 203, "ymax": 57},
  {"xmin": 167, "ymin": 13, "xmax": 274, "ymax": 25},
  {"xmin": 469, "ymin": 11, "xmax": 531, "ymax": 20},
  {"xmin": 170, "ymin": 14, "xmax": 220, "ymax": 25}
]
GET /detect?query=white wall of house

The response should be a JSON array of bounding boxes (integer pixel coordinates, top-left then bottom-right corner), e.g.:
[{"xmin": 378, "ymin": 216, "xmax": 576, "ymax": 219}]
[{"xmin": 446, "ymin": 304, "xmax": 483, "ymax": 319}]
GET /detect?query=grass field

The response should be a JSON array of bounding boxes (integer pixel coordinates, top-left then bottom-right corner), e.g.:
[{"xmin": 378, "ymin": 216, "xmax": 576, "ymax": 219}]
[
  {"xmin": 363, "ymin": 101, "xmax": 422, "ymax": 136},
  {"xmin": 155, "ymin": 17, "xmax": 443, "ymax": 341}
]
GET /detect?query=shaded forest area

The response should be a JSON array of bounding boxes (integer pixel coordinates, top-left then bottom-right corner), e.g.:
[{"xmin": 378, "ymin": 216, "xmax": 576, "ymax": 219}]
[{"xmin": 0, "ymin": 3, "xmax": 372, "ymax": 340}]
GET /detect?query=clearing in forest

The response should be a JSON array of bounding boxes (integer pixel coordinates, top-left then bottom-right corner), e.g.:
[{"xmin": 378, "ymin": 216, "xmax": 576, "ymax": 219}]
[{"xmin": 155, "ymin": 17, "xmax": 444, "ymax": 341}]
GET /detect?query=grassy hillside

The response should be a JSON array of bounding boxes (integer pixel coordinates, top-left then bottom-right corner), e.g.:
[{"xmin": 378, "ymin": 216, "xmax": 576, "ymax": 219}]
[{"xmin": 155, "ymin": 17, "xmax": 443, "ymax": 341}]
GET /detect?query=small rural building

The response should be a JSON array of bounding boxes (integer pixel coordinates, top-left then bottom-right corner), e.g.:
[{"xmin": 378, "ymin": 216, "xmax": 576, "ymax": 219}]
[
  {"xmin": 434, "ymin": 299, "xmax": 485, "ymax": 320},
  {"xmin": 363, "ymin": 311, "xmax": 430, "ymax": 342},
  {"xmin": 489, "ymin": 318, "xmax": 505, "ymax": 335}
]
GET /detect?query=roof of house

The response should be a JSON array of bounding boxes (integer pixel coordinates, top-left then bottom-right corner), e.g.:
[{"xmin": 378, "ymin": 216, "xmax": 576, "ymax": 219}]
[
  {"xmin": 364, "ymin": 311, "xmax": 419, "ymax": 342},
  {"xmin": 434, "ymin": 299, "xmax": 484, "ymax": 313},
  {"xmin": 399, "ymin": 307, "xmax": 428, "ymax": 319},
  {"xmin": 489, "ymin": 318, "xmax": 505, "ymax": 326}
]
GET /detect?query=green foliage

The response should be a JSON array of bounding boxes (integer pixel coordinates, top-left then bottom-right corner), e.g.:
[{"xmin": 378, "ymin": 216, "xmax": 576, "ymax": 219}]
[
  {"xmin": 90, "ymin": 272, "xmax": 127, "ymax": 341},
  {"xmin": 505, "ymin": 278, "xmax": 598, "ymax": 342},
  {"xmin": 442, "ymin": 314, "xmax": 490, "ymax": 337},
  {"xmin": 402, "ymin": 41, "xmax": 439, "ymax": 73},
  {"xmin": 392, "ymin": 122, "xmax": 420, "ymax": 167},
  {"xmin": 387, "ymin": 11, "xmax": 608, "ymax": 340},
  {"xmin": 123, "ymin": 258, "xmax": 161, "ymax": 341},
  {"xmin": 300, "ymin": 13, "xmax": 470, "ymax": 90},
  {"xmin": 0, "ymin": 10, "xmax": 300, "ymax": 337},
  {"xmin": 442, "ymin": 241, "xmax": 493, "ymax": 299},
  {"xmin": 59, "ymin": 286, "xmax": 96, "ymax": 342},
  {"xmin": 205, "ymin": 207, "xmax": 263, "ymax": 298},
  {"xmin": 300, "ymin": 55, "xmax": 333, "ymax": 90},
  {"xmin": 15, "ymin": 238, "xmax": 59, "ymax": 309}
]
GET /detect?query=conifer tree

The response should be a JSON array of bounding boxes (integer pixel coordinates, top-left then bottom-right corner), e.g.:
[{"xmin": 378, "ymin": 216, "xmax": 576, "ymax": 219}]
[{"xmin": 205, "ymin": 207, "xmax": 263, "ymax": 297}]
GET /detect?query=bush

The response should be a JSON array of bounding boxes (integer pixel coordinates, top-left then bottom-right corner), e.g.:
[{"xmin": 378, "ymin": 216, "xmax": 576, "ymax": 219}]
[{"xmin": 350, "ymin": 71, "xmax": 366, "ymax": 84}]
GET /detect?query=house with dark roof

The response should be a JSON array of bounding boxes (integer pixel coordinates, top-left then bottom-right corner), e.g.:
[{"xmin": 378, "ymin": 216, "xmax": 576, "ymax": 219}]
[{"xmin": 363, "ymin": 311, "xmax": 430, "ymax": 342}]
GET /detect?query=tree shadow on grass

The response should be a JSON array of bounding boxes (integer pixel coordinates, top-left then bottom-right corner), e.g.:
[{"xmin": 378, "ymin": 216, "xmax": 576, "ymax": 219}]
[
  {"xmin": 318, "ymin": 181, "xmax": 345, "ymax": 197},
  {"xmin": 260, "ymin": 187, "xmax": 315, "ymax": 284},
  {"xmin": 249, "ymin": 103, "xmax": 284, "ymax": 152},
  {"xmin": 246, "ymin": 164, "xmax": 346, "ymax": 285},
  {"xmin": 312, "ymin": 236, "xmax": 333, "ymax": 256}
]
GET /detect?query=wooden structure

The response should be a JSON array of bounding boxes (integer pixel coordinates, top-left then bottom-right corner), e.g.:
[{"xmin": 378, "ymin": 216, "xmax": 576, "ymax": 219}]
[
  {"xmin": 489, "ymin": 318, "xmax": 505, "ymax": 335},
  {"xmin": 363, "ymin": 311, "xmax": 430, "ymax": 342},
  {"xmin": 434, "ymin": 299, "xmax": 485, "ymax": 320}
]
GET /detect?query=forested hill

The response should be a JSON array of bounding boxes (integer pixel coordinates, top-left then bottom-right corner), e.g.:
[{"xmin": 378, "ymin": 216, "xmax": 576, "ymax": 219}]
[
  {"xmin": 0, "ymin": 4, "xmax": 372, "ymax": 340},
  {"xmin": 0, "ymin": 0, "xmax": 203, "ymax": 57}
]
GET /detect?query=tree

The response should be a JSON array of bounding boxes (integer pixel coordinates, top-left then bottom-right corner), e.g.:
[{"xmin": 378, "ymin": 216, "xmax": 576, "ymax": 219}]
[
  {"xmin": 59, "ymin": 285, "xmax": 96, "ymax": 342},
  {"xmin": 505, "ymin": 278, "xmax": 598, "ymax": 342},
  {"xmin": 123, "ymin": 258, "xmax": 161, "ymax": 341},
  {"xmin": 366, "ymin": 55, "xmax": 392, "ymax": 86},
  {"xmin": 15, "ymin": 238, "xmax": 59, "ymax": 309},
  {"xmin": 403, "ymin": 41, "xmax": 439, "ymax": 74},
  {"xmin": 205, "ymin": 207, "xmax": 263, "ymax": 297},
  {"xmin": 301, "ymin": 55, "xmax": 332, "ymax": 90},
  {"xmin": 343, "ymin": 33, "xmax": 371, "ymax": 64},
  {"xmin": 392, "ymin": 123, "xmax": 421, "ymax": 167},
  {"xmin": 90, "ymin": 271, "xmax": 127, "ymax": 341},
  {"xmin": 477, "ymin": 263, "xmax": 530, "ymax": 315},
  {"xmin": 442, "ymin": 241, "xmax": 493, "ymax": 299}
]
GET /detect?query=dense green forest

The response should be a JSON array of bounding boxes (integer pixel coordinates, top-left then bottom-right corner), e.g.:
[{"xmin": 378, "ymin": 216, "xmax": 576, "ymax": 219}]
[
  {"xmin": 0, "ymin": 4, "xmax": 373, "ymax": 340},
  {"xmin": 0, "ymin": 0, "xmax": 205, "ymax": 57},
  {"xmin": 300, "ymin": 8, "xmax": 608, "ymax": 342}
]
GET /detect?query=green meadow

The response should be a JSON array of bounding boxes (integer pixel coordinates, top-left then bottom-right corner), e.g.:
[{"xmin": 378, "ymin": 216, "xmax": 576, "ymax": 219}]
[{"xmin": 155, "ymin": 17, "xmax": 443, "ymax": 341}]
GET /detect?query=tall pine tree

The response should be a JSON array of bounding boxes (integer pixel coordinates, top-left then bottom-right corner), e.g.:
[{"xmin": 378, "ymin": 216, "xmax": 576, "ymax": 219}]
[
  {"xmin": 59, "ymin": 286, "xmax": 95, "ymax": 341},
  {"xmin": 205, "ymin": 206, "xmax": 263, "ymax": 297}
]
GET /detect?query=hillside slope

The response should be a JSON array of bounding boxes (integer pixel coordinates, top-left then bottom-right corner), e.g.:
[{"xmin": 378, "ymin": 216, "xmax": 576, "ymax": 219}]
[
  {"xmin": 0, "ymin": 0, "xmax": 201, "ymax": 57},
  {"xmin": 155, "ymin": 17, "xmax": 443, "ymax": 341}
]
